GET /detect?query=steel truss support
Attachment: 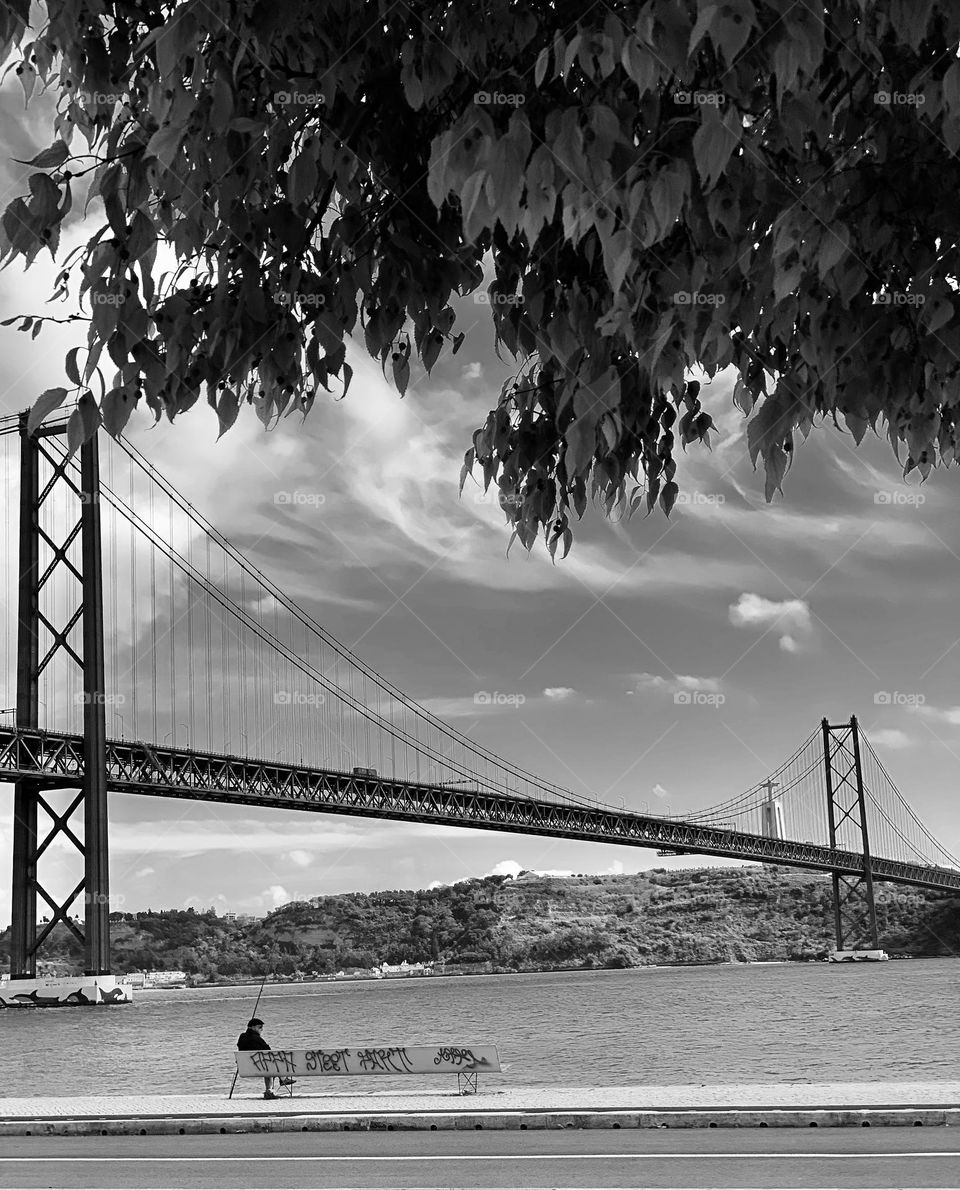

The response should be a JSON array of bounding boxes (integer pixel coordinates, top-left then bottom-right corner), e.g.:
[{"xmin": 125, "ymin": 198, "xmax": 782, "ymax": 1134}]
[
  {"xmin": 9, "ymin": 412, "xmax": 110, "ymax": 978},
  {"xmin": 822, "ymin": 715, "xmax": 880, "ymax": 952}
]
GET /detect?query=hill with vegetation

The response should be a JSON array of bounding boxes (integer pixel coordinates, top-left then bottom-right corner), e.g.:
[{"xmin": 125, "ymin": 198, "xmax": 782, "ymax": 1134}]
[{"xmin": 3, "ymin": 865, "xmax": 958, "ymax": 980}]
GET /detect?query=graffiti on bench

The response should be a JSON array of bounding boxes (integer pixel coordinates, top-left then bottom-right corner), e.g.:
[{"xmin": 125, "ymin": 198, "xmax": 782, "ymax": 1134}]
[{"xmin": 236, "ymin": 1044, "xmax": 500, "ymax": 1079}]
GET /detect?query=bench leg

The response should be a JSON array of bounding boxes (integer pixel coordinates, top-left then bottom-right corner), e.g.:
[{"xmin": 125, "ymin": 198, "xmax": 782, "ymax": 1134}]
[{"xmin": 457, "ymin": 1072, "xmax": 479, "ymax": 1096}]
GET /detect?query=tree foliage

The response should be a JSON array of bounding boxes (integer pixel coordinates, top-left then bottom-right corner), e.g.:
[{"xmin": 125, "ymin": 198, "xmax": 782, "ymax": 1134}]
[{"xmin": 3, "ymin": 0, "xmax": 960, "ymax": 552}]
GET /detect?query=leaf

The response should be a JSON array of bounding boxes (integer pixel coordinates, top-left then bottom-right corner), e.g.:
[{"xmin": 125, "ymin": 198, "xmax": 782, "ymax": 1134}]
[
  {"xmin": 102, "ymin": 386, "xmax": 135, "ymax": 437},
  {"xmin": 15, "ymin": 141, "xmax": 69, "ymax": 169},
  {"xmin": 392, "ymin": 350, "xmax": 410, "ymax": 396},
  {"xmin": 215, "ymin": 387, "xmax": 240, "ymax": 439},
  {"xmin": 816, "ymin": 224, "xmax": 849, "ymax": 278},
  {"xmin": 27, "ymin": 387, "xmax": 67, "ymax": 434},
  {"xmin": 534, "ymin": 46, "xmax": 550, "ymax": 87},
  {"xmin": 708, "ymin": 0, "xmax": 755, "ymax": 64},
  {"xmin": 403, "ymin": 71, "xmax": 424, "ymax": 110},
  {"xmin": 692, "ymin": 104, "xmax": 741, "ymax": 190},
  {"xmin": 16, "ymin": 60, "xmax": 36, "ymax": 104},
  {"xmin": 66, "ymin": 391, "xmax": 101, "ymax": 454},
  {"xmin": 564, "ymin": 414, "xmax": 597, "ymax": 475},
  {"xmin": 688, "ymin": 4, "xmax": 718, "ymax": 54},
  {"xmin": 621, "ymin": 36, "xmax": 658, "ymax": 92},
  {"xmin": 341, "ymin": 361, "xmax": 353, "ymax": 398},
  {"xmin": 145, "ymin": 122, "xmax": 185, "ymax": 169},
  {"xmin": 659, "ymin": 480, "xmax": 679, "ymax": 515},
  {"xmin": 422, "ymin": 329, "xmax": 443, "ymax": 373},
  {"xmin": 287, "ymin": 149, "xmax": 318, "ymax": 207},
  {"xmin": 65, "ymin": 346, "xmax": 82, "ymax": 386}
]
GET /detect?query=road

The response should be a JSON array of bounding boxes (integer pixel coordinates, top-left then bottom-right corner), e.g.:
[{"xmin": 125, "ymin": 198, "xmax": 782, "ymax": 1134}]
[{"xmin": 2, "ymin": 1127, "xmax": 959, "ymax": 1187}]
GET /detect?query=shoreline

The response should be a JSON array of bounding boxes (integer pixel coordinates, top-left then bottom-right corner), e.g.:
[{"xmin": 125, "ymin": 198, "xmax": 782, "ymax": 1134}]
[{"xmin": 131, "ymin": 953, "xmax": 925, "ymax": 992}]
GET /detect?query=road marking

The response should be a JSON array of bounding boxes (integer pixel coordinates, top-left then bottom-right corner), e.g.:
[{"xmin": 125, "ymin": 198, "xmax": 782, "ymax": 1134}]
[{"xmin": 2, "ymin": 1152, "xmax": 958, "ymax": 1162}]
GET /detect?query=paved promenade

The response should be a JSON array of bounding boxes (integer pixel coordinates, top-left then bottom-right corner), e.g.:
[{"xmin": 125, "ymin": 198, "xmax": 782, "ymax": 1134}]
[{"xmin": 2, "ymin": 1082, "xmax": 959, "ymax": 1136}]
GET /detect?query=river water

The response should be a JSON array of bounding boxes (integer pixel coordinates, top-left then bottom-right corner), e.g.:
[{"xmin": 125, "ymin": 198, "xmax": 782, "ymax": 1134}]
[{"xmin": 4, "ymin": 960, "xmax": 958, "ymax": 1097}]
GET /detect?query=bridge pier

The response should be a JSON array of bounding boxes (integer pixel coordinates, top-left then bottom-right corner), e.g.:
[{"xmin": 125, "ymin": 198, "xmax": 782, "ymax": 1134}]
[
  {"xmin": 822, "ymin": 716, "xmax": 886, "ymax": 961},
  {"xmin": 7, "ymin": 414, "xmax": 126, "ymax": 1001}
]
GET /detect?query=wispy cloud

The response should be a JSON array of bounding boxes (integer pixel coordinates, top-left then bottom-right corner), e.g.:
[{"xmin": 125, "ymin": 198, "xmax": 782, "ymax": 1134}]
[
  {"xmin": 867, "ymin": 728, "xmax": 914, "ymax": 750},
  {"xmin": 630, "ymin": 672, "xmax": 724, "ymax": 697}
]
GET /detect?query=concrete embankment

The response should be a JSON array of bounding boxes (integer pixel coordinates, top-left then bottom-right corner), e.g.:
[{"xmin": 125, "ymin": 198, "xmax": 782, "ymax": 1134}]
[{"xmin": 2, "ymin": 1083, "xmax": 959, "ymax": 1136}]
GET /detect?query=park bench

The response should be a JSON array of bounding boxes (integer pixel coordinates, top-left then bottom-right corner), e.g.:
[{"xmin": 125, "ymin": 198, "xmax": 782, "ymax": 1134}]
[{"xmin": 232, "ymin": 1043, "xmax": 502, "ymax": 1097}]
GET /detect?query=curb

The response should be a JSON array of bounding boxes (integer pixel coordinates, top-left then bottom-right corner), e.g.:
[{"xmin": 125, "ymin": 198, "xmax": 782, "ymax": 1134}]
[{"xmin": 2, "ymin": 1107, "xmax": 959, "ymax": 1136}]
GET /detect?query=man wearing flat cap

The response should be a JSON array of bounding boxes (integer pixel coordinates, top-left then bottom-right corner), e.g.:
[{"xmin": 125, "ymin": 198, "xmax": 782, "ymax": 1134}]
[{"xmin": 237, "ymin": 1017, "xmax": 278, "ymax": 1099}]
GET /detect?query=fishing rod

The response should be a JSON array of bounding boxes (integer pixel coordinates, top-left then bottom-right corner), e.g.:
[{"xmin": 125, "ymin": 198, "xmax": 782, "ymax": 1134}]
[{"xmin": 227, "ymin": 971, "xmax": 271, "ymax": 1100}]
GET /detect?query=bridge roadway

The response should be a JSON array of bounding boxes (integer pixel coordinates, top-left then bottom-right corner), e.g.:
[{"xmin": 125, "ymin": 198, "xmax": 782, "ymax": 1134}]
[{"xmin": 2, "ymin": 726, "xmax": 959, "ymax": 894}]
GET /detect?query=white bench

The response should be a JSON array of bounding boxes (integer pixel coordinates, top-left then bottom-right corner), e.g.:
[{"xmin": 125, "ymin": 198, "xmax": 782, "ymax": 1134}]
[{"xmin": 233, "ymin": 1044, "xmax": 501, "ymax": 1096}]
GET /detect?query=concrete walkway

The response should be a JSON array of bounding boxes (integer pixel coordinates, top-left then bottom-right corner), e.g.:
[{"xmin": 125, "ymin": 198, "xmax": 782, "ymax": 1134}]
[{"xmin": 2, "ymin": 1082, "xmax": 959, "ymax": 1136}]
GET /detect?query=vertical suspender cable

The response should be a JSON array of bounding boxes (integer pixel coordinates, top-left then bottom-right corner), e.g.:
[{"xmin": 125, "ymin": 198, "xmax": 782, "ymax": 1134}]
[
  {"xmin": 149, "ymin": 477, "xmax": 158, "ymax": 743},
  {"xmin": 205, "ymin": 534, "xmax": 213, "ymax": 752}
]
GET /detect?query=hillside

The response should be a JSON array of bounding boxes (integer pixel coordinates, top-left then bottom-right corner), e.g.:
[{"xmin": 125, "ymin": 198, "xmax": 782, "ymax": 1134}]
[{"xmin": 3, "ymin": 865, "xmax": 958, "ymax": 979}]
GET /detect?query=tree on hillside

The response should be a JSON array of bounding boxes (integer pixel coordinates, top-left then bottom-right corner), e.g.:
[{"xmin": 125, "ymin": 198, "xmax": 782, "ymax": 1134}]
[{"xmin": 3, "ymin": 1, "xmax": 960, "ymax": 555}]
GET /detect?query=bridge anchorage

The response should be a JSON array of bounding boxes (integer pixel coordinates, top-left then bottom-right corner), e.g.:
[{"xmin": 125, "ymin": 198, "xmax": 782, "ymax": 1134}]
[{"xmin": 1, "ymin": 409, "xmax": 959, "ymax": 1003}]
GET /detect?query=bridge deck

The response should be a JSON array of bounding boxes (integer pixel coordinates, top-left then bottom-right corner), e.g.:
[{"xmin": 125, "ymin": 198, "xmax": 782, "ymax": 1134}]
[{"xmin": 2, "ymin": 728, "xmax": 959, "ymax": 893}]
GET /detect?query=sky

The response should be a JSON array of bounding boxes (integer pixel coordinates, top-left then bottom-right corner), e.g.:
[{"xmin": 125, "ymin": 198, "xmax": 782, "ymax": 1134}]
[{"xmin": 2, "ymin": 83, "xmax": 960, "ymax": 925}]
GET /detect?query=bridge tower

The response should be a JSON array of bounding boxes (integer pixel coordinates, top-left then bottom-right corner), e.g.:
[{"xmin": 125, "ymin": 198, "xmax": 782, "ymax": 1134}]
[
  {"xmin": 7, "ymin": 412, "xmax": 124, "ymax": 1003},
  {"xmin": 821, "ymin": 716, "xmax": 883, "ymax": 959}
]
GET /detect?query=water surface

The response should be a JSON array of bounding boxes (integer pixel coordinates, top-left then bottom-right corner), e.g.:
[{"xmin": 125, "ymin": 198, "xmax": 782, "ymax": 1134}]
[{"xmin": 4, "ymin": 960, "xmax": 957, "ymax": 1096}]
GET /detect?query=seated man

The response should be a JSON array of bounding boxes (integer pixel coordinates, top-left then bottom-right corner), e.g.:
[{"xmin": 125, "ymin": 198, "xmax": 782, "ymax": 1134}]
[{"xmin": 236, "ymin": 1016, "xmax": 279, "ymax": 1099}]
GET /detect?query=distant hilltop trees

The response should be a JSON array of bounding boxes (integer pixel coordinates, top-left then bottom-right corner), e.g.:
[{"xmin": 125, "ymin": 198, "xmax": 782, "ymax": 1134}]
[{"xmin": 1, "ymin": 867, "xmax": 954, "ymax": 980}]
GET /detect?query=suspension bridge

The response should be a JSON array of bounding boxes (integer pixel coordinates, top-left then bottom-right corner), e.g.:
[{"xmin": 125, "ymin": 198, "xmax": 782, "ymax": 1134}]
[{"xmin": 1, "ymin": 410, "xmax": 958, "ymax": 999}]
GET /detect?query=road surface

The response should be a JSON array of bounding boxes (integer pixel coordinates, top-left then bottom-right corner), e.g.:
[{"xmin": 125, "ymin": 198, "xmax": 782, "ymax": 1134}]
[{"xmin": 3, "ymin": 1126, "xmax": 959, "ymax": 1187}]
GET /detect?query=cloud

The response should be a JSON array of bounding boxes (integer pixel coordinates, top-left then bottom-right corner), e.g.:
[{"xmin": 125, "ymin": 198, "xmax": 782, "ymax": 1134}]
[
  {"xmin": 543, "ymin": 686, "xmax": 576, "ymax": 701},
  {"xmin": 729, "ymin": 593, "xmax": 813, "ymax": 652},
  {"xmin": 461, "ymin": 361, "xmax": 483, "ymax": 381},
  {"xmin": 631, "ymin": 672, "xmax": 723, "ymax": 697},
  {"xmin": 867, "ymin": 728, "xmax": 914, "ymax": 750},
  {"xmin": 651, "ymin": 783, "xmax": 670, "ymax": 800},
  {"xmin": 910, "ymin": 703, "xmax": 960, "ymax": 726},
  {"xmin": 286, "ymin": 850, "xmax": 313, "ymax": 868},
  {"xmin": 260, "ymin": 885, "xmax": 292, "ymax": 908},
  {"xmin": 485, "ymin": 860, "xmax": 522, "ymax": 878},
  {"xmin": 133, "ymin": 867, "xmax": 156, "ymax": 878}
]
